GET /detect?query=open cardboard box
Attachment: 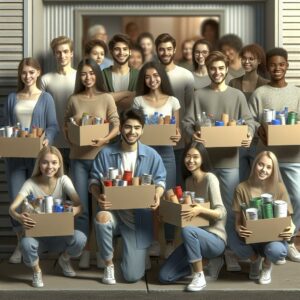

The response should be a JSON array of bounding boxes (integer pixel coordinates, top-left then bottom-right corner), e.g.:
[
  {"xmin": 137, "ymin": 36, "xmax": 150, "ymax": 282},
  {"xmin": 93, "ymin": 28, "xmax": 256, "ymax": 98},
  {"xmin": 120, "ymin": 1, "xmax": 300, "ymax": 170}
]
[
  {"xmin": 201, "ymin": 125, "xmax": 248, "ymax": 148},
  {"xmin": 242, "ymin": 211, "xmax": 291, "ymax": 244},
  {"xmin": 159, "ymin": 199, "xmax": 210, "ymax": 227},
  {"xmin": 140, "ymin": 124, "xmax": 176, "ymax": 146},
  {"xmin": 104, "ymin": 185, "xmax": 155, "ymax": 210},
  {"xmin": 0, "ymin": 132, "xmax": 45, "ymax": 158},
  {"xmin": 67, "ymin": 122, "xmax": 109, "ymax": 146},
  {"xmin": 25, "ymin": 212, "xmax": 74, "ymax": 238},
  {"xmin": 265, "ymin": 124, "xmax": 300, "ymax": 146}
]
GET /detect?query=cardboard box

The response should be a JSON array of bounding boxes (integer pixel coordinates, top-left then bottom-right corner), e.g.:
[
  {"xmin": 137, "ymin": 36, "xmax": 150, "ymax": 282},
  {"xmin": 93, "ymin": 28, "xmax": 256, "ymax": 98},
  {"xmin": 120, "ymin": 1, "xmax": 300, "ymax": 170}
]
[
  {"xmin": 25, "ymin": 212, "xmax": 74, "ymax": 238},
  {"xmin": 104, "ymin": 185, "xmax": 155, "ymax": 210},
  {"xmin": 242, "ymin": 212, "xmax": 291, "ymax": 244},
  {"xmin": 159, "ymin": 200, "xmax": 210, "ymax": 227},
  {"xmin": 67, "ymin": 122, "xmax": 109, "ymax": 146},
  {"xmin": 265, "ymin": 124, "xmax": 300, "ymax": 146},
  {"xmin": 0, "ymin": 132, "xmax": 45, "ymax": 158},
  {"xmin": 201, "ymin": 125, "xmax": 248, "ymax": 148},
  {"xmin": 140, "ymin": 124, "xmax": 176, "ymax": 146}
]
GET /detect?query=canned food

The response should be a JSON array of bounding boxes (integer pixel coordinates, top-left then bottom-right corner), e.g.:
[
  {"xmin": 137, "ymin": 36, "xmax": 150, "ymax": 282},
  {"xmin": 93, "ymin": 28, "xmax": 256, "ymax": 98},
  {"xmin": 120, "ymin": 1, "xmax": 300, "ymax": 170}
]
[
  {"xmin": 44, "ymin": 196, "xmax": 54, "ymax": 213},
  {"xmin": 108, "ymin": 167, "xmax": 119, "ymax": 180},
  {"xmin": 194, "ymin": 197, "xmax": 205, "ymax": 204},
  {"xmin": 249, "ymin": 197, "xmax": 263, "ymax": 219},
  {"xmin": 141, "ymin": 174, "xmax": 152, "ymax": 185},
  {"xmin": 287, "ymin": 111, "xmax": 297, "ymax": 125},
  {"xmin": 94, "ymin": 117, "xmax": 102, "ymax": 124},
  {"xmin": 262, "ymin": 203, "xmax": 274, "ymax": 219},
  {"xmin": 263, "ymin": 109, "xmax": 273, "ymax": 123}
]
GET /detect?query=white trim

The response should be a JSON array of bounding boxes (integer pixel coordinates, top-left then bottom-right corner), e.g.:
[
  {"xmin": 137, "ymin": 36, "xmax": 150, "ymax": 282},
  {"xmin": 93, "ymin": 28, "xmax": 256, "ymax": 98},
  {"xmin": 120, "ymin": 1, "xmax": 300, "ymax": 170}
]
[{"xmin": 23, "ymin": 0, "xmax": 33, "ymax": 57}]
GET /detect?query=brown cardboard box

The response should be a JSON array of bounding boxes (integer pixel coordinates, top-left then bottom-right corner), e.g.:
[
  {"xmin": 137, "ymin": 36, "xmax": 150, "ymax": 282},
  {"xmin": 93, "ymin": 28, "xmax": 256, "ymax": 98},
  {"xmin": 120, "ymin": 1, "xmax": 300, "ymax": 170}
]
[
  {"xmin": 201, "ymin": 125, "xmax": 248, "ymax": 148},
  {"xmin": 104, "ymin": 185, "xmax": 155, "ymax": 210},
  {"xmin": 0, "ymin": 132, "xmax": 45, "ymax": 158},
  {"xmin": 140, "ymin": 124, "xmax": 176, "ymax": 146},
  {"xmin": 159, "ymin": 200, "xmax": 210, "ymax": 227},
  {"xmin": 242, "ymin": 212, "xmax": 291, "ymax": 244},
  {"xmin": 265, "ymin": 124, "xmax": 300, "ymax": 146},
  {"xmin": 25, "ymin": 212, "xmax": 74, "ymax": 238},
  {"xmin": 67, "ymin": 122, "xmax": 109, "ymax": 146}
]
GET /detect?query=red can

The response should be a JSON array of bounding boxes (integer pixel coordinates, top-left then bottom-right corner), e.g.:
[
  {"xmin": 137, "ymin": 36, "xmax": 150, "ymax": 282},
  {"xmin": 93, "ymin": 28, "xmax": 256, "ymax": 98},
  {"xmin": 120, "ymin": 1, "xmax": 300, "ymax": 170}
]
[
  {"xmin": 174, "ymin": 186, "xmax": 183, "ymax": 199},
  {"xmin": 123, "ymin": 170, "xmax": 133, "ymax": 185},
  {"xmin": 104, "ymin": 180, "xmax": 113, "ymax": 187}
]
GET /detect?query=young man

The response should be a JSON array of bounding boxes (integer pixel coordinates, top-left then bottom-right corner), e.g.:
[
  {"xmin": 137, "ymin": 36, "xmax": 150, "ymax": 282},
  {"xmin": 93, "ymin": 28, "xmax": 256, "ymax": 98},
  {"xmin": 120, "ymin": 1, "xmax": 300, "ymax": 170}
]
[
  {"xmin": 103, "ymin": 34, "xmax": 139, "ymax": 111},
  {"xmin": 183, "ymin": 51, "xmax": 255, "ymax": 271},
  {"xmin": 41, "ymin": 36, "xmax": 76, "ymax": 165},
  {"xmin": 89, "ymin": 108, "xmax": 166, "ymax": 284},
  {"xmin": 249, "ymin": 47, "xmax": 300, "ymax": 263}
]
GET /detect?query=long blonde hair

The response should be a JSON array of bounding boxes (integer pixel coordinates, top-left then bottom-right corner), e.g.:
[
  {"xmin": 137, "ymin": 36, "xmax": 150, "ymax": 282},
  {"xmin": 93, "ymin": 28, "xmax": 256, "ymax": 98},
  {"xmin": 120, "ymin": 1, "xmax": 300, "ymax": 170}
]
[{"xmin": 31, "ymin": 146, "xmax": 64, "ymax": 178}]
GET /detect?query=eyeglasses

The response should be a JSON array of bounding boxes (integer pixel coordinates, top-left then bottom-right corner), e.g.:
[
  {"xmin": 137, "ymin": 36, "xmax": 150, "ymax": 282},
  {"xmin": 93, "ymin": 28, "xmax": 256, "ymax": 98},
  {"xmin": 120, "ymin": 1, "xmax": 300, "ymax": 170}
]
[
  {"xmin": 241, "ymin": 57, "xmax": 256, "ymax": 62},
  {"xmin": 194, "ymin": 50, "xmax": 209, "ymax": 56}
]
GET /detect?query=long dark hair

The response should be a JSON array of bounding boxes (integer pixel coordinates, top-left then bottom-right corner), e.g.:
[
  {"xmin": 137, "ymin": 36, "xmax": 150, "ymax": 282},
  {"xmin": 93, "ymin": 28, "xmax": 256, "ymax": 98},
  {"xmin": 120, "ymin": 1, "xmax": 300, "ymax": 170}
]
[
  {"xmin": 182, "ymin": 142, "xmax": 212, "ymax": 180},
  {"xmin": 74, "ymin": 58, "xmax": 107, "ymax": 94},
  {"xmin": 135, "ymin": 61, "xmax": 174, "ymax": 96}
]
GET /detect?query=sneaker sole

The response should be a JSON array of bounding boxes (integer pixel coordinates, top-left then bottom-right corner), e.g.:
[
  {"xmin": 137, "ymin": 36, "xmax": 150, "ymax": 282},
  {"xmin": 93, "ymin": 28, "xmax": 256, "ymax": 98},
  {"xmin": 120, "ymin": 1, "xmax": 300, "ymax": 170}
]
[
  {"xmin": 32, "ymin": 283, "xmax": 44, "ymax": 288},
  {"xmin": 259, "ymin": 279, "xmax": 271, "ymax": 284},
  {"xmin": 186, "ymin": 283, "xmax": 207, "ymax": 292},
  {"xmin": 102, "ymin": 279, "xmax": 116, "ymax": 285}
]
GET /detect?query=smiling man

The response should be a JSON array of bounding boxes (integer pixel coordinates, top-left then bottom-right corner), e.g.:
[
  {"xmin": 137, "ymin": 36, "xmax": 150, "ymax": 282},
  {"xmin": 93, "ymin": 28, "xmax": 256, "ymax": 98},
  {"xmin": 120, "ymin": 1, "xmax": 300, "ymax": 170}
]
[
  {"xmin": 89, "ymin": 108, "xmax": 166, "ymax": 284},
  {"xmin": 249, "ymin": 47, "xmax": 300, "ymax": 263}
]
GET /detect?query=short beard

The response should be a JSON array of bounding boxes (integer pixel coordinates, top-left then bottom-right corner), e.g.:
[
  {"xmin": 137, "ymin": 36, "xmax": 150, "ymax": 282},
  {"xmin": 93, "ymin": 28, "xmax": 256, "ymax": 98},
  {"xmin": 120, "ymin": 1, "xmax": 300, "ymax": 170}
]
[
  {"xmin": 208, "ymin": 72, "xmax": 227, "ymax": 85},
  {"xmin": 121, "ymin": 132, "xmax": 139, "ymax": 146},
  {"xmin": 113, "ymin": 56, "xmax": 130, "ymax": 66},
  {"xmin": 158, "ymin": 54, "xmax": 175, "ymax": 66}
]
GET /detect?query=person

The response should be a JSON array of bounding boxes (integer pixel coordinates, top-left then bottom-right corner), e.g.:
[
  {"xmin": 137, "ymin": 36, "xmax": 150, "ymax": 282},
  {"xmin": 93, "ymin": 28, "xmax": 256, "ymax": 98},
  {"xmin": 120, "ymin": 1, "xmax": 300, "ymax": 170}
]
[
  {"xmin": 133, "ymin": 61, "xmax": 181, "ymax": 258},
  {"xmin": 155, "ymin": 33, "xmax": 194, "ymax": 186},
  {"xmin": 90, "ymin": 108, "xmax": 166, "ymax": 284},
  {"xmin": 230, "ymin": 151, "xmax": 295, "ymax": 284},
  {"xmin": 200, "ymin": 19, "xmax": 219, "ymax": 50},
  {"xmin": 218, "ymin": 34, "xmax": 244, "ymax": 83},
  {"xmin": 137, "ymin": 32, "xmax": 157, "ymax": 63},
  {"xmin": 84, "ymin": 39, "xmax": 109, "ymax": 70},
  {"xmin": 192, "ymin": 39, "xmax": 212, "ymax": 90},
  {"xmin": 229, "ymin": 44, "xmax": 269, "ymax": 182},
  {"xmin": 8, "ymin": 146, "xmax": 87, "ymax": 288},
  {"xmin": 102, "ymin": 34, "xmax": 139, "ymax": 111},
  {"xmin": 248, "ymin": 47, "xmax": 300, "ymax": 262},
  {"xmin": 125, "ymin": 22, "xmax": 140, "ymax": 45},
  {"xmin": 182, "ymin": 51, "xmax": 255, "ymax": 271},
  {"xmin": 41, "ymin": 36, "xmax": 77, "ymax": 169},
  {"xmin": 178, "ymin": 39, "xmax": 195, "ymax": 72},
  {"xmin": 64, "ymin": 58, "xmax": 120, "ymax": 269},
  {"xmin": 5, "ymin": 57, "xmax": 59, "ymax": 264},
  {"xmin": 159, "ymin": 142, "xmax": 227, "ymax": 291},
  {"xmin": 128, "ymin": 45, "xmax": 145, "ymax": 70}
]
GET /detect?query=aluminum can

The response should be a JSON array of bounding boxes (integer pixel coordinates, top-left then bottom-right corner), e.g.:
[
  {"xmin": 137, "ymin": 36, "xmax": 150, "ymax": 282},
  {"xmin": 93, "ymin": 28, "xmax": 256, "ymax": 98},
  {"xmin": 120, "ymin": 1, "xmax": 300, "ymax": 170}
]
[
  {"xmin": 262, "ymin": 203, "xmax": 274, "ymax": 219},
  {"xmin": 263, "ymin": 109, "xmax": 273, "ymax": 123},
  {"xmin": 141, "ymin": 174, "xmax": 152, "ymax": 185},
  {"xmin": 94, "ymin": 117, "xmax": 102, "ymax": 124},
  {"xmin": 249, "ymin": 197, "xmax": 263, "ymax": 219},
  {"xmin": 44, "ymin": 196, "xmax": 53, "ymax": 213}
]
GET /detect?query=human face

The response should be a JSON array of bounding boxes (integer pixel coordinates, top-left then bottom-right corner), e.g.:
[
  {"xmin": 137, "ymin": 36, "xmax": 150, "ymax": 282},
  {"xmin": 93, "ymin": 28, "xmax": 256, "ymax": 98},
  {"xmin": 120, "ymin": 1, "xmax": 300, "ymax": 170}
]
[
  {"xmin": 121, "ymin": 119, "xmax": 143, "ymax": 145},
  {"xmin": 221, "ymin": 45, "xmax": 239, "ymax": 64},
  {"xmin": 21, "ymin": 65, "xmax": 40, "ymax": 88},
  {"xmin": 128, "ymin": 50, "xmax": 143, "ymax": 70},
  {"xmin": 111, "ymin": 42, "xmax": 131, "ymax": 65},
  {"xmin": 182, "ymin": 41, "xmax": 194, "ymax": 61},
  {"xmin": 157, "ymin": 42, "xmax": 176, "ymax": 66},
  {"xmin": 207, "ymin": 60, "xmax": 228, "ymax": 84},
  {"xmin": 54, "ymin": 43, "xmax": 73, "ymax": 67},
  {"xmin": 255, "ymin": 155, "xmax": 273, "ymax": 181},
  {"xmin": 241, "ymin": 51, "xmax": 260, "ymax": 73},
  {"xmin": 144, "ymin": 68, "xmax": 161, "ymax": 91},
  {"xmin": 194, "ymin": 43, "xmax": 210, "ymax": 67},
  {"xmin": 89, "ymin": 45, "xmax": 105, "ymax": 65},
  {"xmin": 140, "ymin": 37, "xmax": 154, "ymax": 56},
  {"xmin": 80, "ymin": 65, "xmax": 96, "ymax": 89},
  {"xmin": 184, "ymin": 148, "xmax": 202, "ymax": 173},
  {"xmin": 39, "ymin": 153, "xmax": 61, "ymax": 178},
  {"xmin": 267, "ymin": 55, "xmax": 288, "ymax": 83}
]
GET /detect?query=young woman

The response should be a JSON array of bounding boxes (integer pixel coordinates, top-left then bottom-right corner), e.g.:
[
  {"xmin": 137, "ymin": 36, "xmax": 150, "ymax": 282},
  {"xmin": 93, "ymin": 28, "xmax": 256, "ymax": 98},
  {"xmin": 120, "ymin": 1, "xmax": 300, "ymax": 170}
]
[
  {"xmin": 128, "ymin": 45, "xmax": 145, "ymax": 70},
  {"xmin": 229, "ymin": 44, "xmax": 269, "ymax": 182},
  {"xmin": 229, "ymin": 151, "xmax": 295, "ymax": 284},
  {"xmin": 192, "ymin": 39, "xmax": 212, "ymax": 90},
  {"xmin": 178, "ymin": 39, "xmax": 195, "ymax": 72},
  {"xmin": 84, "ymin": 39, "xmax": 109, "ymax": 70},
  {"xmin": 9, "ymin": 146, "xmax": 86, "ymax": 288},
  {"xmin": 5, "ymin": 57, "xmax": 59, "ymax": 264},
  {"xmin": 159, "ymin": 142, "xmax": 227, "ymax": 292},
  {"xmin": 133, "ymin": 61, "xmax": 181, "ymax": 258},
  {"xmin": 137, "ymin": 32, "xmax": 157, "ymax": 63},
  {"xmin": 64, "ymin": 58, "xmax": 119, "ymax": 269}
]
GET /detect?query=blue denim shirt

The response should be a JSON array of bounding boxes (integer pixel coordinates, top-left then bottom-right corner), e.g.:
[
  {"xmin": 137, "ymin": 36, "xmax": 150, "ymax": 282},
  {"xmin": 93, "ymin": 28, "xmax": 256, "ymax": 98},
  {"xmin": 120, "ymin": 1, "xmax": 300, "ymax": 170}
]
[{"xmin": 89, "ymin": 140, "xmax": 166, "ymax": 249}]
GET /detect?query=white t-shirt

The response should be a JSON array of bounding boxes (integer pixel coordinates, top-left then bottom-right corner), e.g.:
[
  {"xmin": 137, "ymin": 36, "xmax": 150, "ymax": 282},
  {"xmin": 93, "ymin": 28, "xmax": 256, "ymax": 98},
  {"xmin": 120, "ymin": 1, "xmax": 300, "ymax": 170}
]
[
  {"xmin": 112, "ymin": 72, "xmax": 130, "ymax": 92},
  {"xmin": 15, "ymin": 99, "xmax": 38, "ymax": 129}
]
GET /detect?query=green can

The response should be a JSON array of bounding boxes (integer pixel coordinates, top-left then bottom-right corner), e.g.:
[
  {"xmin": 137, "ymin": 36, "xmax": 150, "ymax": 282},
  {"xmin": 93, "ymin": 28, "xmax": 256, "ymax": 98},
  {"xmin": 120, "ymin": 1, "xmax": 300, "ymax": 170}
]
[
  {"xmin": 262, "ymin": 203, "xmax": 274, "ymax": 219},
  {"xmin": 249, "ymin": 197, "xmax": 263, "ymax": 219},
  {"xmin": 287, "ymin": 111, "xmax": 297, "ymax": 125}
]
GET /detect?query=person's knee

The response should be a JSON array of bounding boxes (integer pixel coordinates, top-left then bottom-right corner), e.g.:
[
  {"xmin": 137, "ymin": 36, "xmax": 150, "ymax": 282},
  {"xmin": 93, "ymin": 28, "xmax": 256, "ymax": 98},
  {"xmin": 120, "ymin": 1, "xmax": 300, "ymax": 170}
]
[
  {"xmin": 20, "ymin": 237, "xmax": 35, "ymax": 253},
  {"xmin": 181, "ymin": 226, "xmax": 194, "ymax": 241},
  {"xmin": 158, "ymin": 268, "xmax": 171, "ymax": 284},
  {"xmin": 96, "ymin": 211, "xmax": 112, "ymax": 224},
  {"xmin": 265, "ymin": 243, "xmax": 287, "ymax": 261},
  {"xmin": 123, "ymin": 270, "xmax": 143, "ymax": 283}
]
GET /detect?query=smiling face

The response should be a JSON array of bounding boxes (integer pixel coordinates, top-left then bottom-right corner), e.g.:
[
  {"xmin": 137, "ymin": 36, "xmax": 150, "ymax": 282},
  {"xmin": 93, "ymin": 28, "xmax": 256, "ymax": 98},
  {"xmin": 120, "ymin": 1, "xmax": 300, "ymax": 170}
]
[
  {"xmin": 182, "ymin": 41, "xmax": 194, "ymax": 61},
  {"xmin": 140, "ymin": 37, "xmax": 154, "ymax": 56},
  {"xmin": 184, "ymin": 148, "xmax": 202, "ymax": 173},
  {"xmin": 111, "ymin": 42, "xmax": 131, "ymax": 65},
  {"xmin": 128, "ymin": 49, "xmax": 143, "ymax": 70},
  {"xmin": 267, "ymin": 55, "xmax": 288, "ymax": 83},
  {"xmin": 221, "ymin": 45, "xmax": 239, "ymax": 64},
  {"xmin": 80, "ymin": 64, "xmax": 96, "ymax": 89},
  {"xmin": 241, "ymin": 51, "xmax": 260, "ymax": 73},
  {"xmin": 194, "ymin": 43, "xmax": 210, "ymax": 67},
  {"xmin": 121, "ymin": 118, "xmax": 143, "ymax": 145},
  {"xmin": 207, "ymin": 60, "xmax": 228, "ymax": 84},
  {"xmin": 54, "ymin": 43, "xmax": 73, "ymax": 67},
  {"xmin": 20, "ymin": 65, "xmax": 40, "ymax": 88},
  {"xmin": 89, "ymin": 45, "xmax": 105, "ymax": 65},
  {"xmin": 144, "ymin": 67, "xmax": 161, "ymax": 91},
  {"xmin": 255, "ymin": 155, "xmax": 273, "ymax": 182},
  {"xmin": 39, "ymin": 153, "xmax": 61, "ymax": 178},
  {"xmin": 157, "ymin": 42, "xmax": 176, "ymax": 66}
]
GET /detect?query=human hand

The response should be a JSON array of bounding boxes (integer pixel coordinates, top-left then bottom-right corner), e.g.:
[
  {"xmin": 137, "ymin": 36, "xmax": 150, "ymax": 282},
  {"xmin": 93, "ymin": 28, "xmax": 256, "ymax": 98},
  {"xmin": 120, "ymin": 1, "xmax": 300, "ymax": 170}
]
[
  {"xmin": 91, "ymin": 138, "xmax": 108, "ymax": 147},
  {"xmin": 42, "ymin": 138, "xmax": 49, "ymax": 147},
  {"xmin": 72, "ymin": 205, "xmax": 82, "ymax": 217},
  {"xmin": 97, "ymin": 194, "xmax": 112, "ymax": 210},
  {"xmin": 19, "ymin": 212, "xmax": 36, "ymax": 229},
  {"xmin": 181, "ymin": 204, "xmax": 203, "ymax": 221},
  {"xmin": 236, "ymin": 225, "xmax": 252, "ymax": 238},
  {"xmin": 170, "ymin": 128, "xmax": 181, "ymax": 143},
  {"xmin": 151, "ymin": 193, "xmax": 160, "ymax": 210},
  {"xmin": 192, "ymin": 131, "xmax": 206, "ymax": 145},
  {"xmin": 257, "ymin": 125, "xmax": 267, "ymax": 145},
  {"xmin": 241, "ymin": 132, "xmax": 252, "ymax": 148},
  {"xmin": 279, "ymin": 226, "xmax": 293, "ymax": 240}
]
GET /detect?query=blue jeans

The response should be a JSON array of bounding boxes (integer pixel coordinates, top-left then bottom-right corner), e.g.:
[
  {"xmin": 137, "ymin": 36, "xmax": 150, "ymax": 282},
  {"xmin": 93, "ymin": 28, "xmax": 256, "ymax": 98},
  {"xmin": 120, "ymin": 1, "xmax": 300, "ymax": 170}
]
[
  {"xmin": 20, "ymin": 230, "xmax": 87, "ymax": 267},
  {"xmin": 94, "ymin": 212, "xmax": 147, "ymax": 283},
  {"xmin": 70, "ymin": 159, "xmax": 93, "ymax": 237},
  {"xmin": 5, "ymin": 158, "xmax": 35, "ymax": 232},
  {"xmin": 174, "ymin": 148, "xmax": 184, "ymax": 188},
  {"xmin": 239, "ymin": 145, "xmax": 256, "ymax": 182},
  {"xmin": 153, "ymin": 146, "xmax": 176, "ymax": 242},
  {"xmin": 279, "ymin": 163, "xmax": 300, "ymax": 233},
  {"xmin": 159, "ymin": 227, "xmax": 225, "ymax": 283}
]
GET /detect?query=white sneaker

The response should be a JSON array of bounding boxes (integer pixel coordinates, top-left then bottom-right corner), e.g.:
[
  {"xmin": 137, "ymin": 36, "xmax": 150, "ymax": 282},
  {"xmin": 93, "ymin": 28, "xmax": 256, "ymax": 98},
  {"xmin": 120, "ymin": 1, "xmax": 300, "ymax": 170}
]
[
  {"xmin": 274, "ymin": 258, "xmax": 286, "ymax": 265},
  {"xmin": 96, "ymin": 252, "xmax": 105, "ymax": 269},
  {"xmin": 9, "ymin": 245, "xmax": 22, "ymax": 264},
  {"xmin": 32, "ymin": 271, "xmax": 44, "ymax": 288},
  {"xmin": 148, "ymin": 241, "xmax": 161, "ymax": 257},
  {"xmin": 102, "ymin": 264, "xmax": 116, "ymax": 284},
  {"xmin": 287, "ymin": 243, "xmax": 300, "ymax": 262},
  {"xmin": 259, "ymin": 263, "xmax": 272, "ymax": 284},
  {"xmin": 186, "ymin": 272, "xmax": 206, "ymax": 292},
  {"xmin": 207, "ymin": 257, "xmax": 224, "ymax": 280},
  {"xmin": 224, "ymin": 250, "xmax": 241, "ymax": 272},
  {"xmin": 249, "ymin": 256, "xmax": 262, "ymax": 280},
  {"xmin": 78, "ymin": 250, "xmax": 90, "ymax": 269},
  {"xmin": 164, "ymin": 243, "xmax": 175, "ymax": 259},
  {"xmin": 58, "ymin": 254, "xmax": 76, "ymax": 277}
]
